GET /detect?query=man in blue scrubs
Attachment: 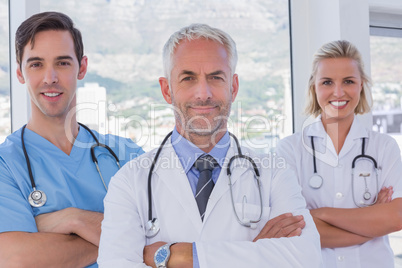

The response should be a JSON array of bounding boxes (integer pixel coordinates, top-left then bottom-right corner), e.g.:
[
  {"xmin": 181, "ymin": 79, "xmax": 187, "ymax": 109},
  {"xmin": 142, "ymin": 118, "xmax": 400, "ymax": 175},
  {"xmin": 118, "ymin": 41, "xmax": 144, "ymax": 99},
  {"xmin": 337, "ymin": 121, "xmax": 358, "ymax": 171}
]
[{"xmin": 0, "ymin": 12, "xmax": 143, "ymax": 267}]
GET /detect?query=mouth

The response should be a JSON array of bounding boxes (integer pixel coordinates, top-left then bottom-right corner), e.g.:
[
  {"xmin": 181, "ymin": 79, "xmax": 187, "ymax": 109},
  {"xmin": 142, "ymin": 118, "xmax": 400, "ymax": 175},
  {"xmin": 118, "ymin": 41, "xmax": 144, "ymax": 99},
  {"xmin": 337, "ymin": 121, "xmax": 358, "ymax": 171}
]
[
  {"xmin": 42, "ymin": 92, "xmax": 62, "ymax": 97},
  {"xmin": 329, "ymin": 100, "xmax": 348, "ymax": 107},
  {"xmin": 190, "ymin": 106, "xmax": 218, "ymax": 113}
]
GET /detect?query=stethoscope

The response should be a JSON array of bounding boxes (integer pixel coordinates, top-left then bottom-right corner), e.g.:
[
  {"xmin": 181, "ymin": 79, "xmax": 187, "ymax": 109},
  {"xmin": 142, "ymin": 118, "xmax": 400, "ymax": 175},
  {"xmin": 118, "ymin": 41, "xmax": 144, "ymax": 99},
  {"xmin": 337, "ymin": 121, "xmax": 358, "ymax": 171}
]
[
  {"xmin": 22, "ymin": 123, "xmax": 121, "ymax": 208},
  {"xmin": 309, "ymin": 136, "xmax": 379, "ymax": 207},
  {"xmin": 145, "ymin": 131, "xmax": 262, "ymax": 238}
]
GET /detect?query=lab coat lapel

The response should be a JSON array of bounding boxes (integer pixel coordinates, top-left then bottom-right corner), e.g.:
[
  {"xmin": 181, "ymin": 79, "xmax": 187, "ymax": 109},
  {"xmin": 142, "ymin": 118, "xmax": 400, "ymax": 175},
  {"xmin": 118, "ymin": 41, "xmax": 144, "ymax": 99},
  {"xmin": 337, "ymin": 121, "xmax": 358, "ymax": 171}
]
[
  {"xmin": 204, "ymin": 140, "xmax": 249, "ymax": 221},
  {"xmin": 154, "ymin": 142, "xmax": 203, "ymax": 230},
  {"xmin": 339, "ymin": 117, "xmax": 369, "ymax": 158}
]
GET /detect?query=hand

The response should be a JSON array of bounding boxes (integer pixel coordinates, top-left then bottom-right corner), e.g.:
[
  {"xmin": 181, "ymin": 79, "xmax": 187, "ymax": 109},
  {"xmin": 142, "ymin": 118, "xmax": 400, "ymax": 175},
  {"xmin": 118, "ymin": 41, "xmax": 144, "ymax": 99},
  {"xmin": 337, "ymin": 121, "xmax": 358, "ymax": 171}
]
[
  {"xmin": 144, "ymin": 241, "xmax": 166, "ymax": 268},
  {"xmin": 375, "ymin": 186, "xmax": 393, "ymax": 204},
  {"xmin": 144, "ymin": 242, "xmax": 193, "ymax": 268},
  {"xmin": 253, "ymin": 213, "xmax": 305, "ymax": 242},
  {"xmin": 35, "ymin": 207, "xmax": 103, "ymax": 246}
]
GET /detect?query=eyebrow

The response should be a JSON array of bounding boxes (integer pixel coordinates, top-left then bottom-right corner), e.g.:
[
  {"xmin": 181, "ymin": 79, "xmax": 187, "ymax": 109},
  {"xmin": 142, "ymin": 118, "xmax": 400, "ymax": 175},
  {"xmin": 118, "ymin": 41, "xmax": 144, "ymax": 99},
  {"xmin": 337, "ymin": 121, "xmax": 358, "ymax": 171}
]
[
  {"xmin": 179, "ymin": 70, "xmax": 197, "ymax": 76},
  {"xmin": 208, "ymin": 70, "xmax": 227, "ymax": 78},
  {"xmin": 26, "ymin": 55, "xmax": 74, "ymax": 63},
  {"xmin": 178, "ymin": 70, "xmax": 227, "ymax": 77}
]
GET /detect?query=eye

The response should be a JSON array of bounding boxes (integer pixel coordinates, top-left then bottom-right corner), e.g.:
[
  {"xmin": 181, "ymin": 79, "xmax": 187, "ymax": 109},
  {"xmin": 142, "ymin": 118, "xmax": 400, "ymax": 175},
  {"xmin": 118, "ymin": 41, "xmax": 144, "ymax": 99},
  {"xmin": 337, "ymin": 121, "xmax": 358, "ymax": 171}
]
[
  {"xmin": 29, "ymin": 62, "xmax": 42, "ymax": 68},
  {"xmin": 58, "ymin": 61, "xmax": 71, "ymax": 66},
  {"xmin": 211, "ymin": 76, "xmax": 224, "ymax": 81},
  {"xmin": 322, "ymin": 80, "xmax": 332, "ymax": 85},
  {"xmin": 344, "ymin": 79, "xmax": 355, "ymax": 84},
  {"xmin": 181, "ymin": 76, "xmax": 194, "ymax": 82}
]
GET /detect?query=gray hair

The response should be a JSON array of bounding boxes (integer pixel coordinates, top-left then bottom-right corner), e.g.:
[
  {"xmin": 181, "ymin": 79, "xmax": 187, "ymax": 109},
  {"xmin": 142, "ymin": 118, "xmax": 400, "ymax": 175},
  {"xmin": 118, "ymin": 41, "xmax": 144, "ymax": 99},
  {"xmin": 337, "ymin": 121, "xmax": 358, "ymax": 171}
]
[{"xmin": 162, "ymin": 23, "xmax": 238, "ymax": 81}]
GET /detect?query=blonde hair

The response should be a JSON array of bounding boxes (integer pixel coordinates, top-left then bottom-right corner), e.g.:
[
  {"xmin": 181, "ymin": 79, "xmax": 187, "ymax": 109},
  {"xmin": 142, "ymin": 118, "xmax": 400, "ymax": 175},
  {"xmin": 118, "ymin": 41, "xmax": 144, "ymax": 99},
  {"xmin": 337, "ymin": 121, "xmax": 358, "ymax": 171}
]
[{"xmin": 305, "ymin": 40, "xmax": 372, "ymax": 116}]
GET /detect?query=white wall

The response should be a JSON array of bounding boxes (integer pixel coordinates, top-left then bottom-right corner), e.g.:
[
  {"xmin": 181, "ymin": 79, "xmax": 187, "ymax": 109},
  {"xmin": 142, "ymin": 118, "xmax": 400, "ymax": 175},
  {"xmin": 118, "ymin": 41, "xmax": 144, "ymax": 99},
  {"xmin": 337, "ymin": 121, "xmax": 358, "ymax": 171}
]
[{"xmin": 290, "ymin": 0, "xmax": 372, "ymax": 132}]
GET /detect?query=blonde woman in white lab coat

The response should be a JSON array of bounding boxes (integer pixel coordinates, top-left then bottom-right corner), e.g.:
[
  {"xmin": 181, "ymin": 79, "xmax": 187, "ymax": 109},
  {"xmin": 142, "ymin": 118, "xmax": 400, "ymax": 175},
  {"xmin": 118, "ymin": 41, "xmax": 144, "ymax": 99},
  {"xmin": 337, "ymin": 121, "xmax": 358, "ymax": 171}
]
[{"xmin": 276, "ymin": 40, "xmax": 402, "ymax": 268}]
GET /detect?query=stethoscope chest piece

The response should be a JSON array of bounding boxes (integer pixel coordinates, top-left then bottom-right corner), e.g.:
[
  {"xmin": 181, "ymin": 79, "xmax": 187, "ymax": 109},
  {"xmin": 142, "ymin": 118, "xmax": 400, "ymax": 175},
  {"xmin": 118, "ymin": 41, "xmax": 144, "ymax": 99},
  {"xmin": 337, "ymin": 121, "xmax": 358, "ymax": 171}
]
[
  {"xmin": 309, "ymin": 174, "xmax": 323, "ymax": 189},
  {"xmin": 363, "ymin": 191, "xmax": 371, "ymax": 200},
  {"xmin": 145, "ymin": 218, "xmax": 160, "ymax": 238},
  {"xmin": 28, "ymin": 188, "xmax": 47, "ymax": 207}
]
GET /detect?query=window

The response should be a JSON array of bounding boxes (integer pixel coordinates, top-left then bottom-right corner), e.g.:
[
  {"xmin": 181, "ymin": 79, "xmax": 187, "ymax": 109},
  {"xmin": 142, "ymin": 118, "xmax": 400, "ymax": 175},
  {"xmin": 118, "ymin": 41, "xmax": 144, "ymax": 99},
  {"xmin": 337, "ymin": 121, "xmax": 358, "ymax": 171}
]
[
  {"xmin": 370, "ymin": 34, "xmax": 402, "ymax": 265},
  {"xmin": 0, "ymin": 0, "xmax": 11, "ymax": 142},
  {"xmin": 41, "ymin": 0, "xmax": 292, "ymax": 152}
]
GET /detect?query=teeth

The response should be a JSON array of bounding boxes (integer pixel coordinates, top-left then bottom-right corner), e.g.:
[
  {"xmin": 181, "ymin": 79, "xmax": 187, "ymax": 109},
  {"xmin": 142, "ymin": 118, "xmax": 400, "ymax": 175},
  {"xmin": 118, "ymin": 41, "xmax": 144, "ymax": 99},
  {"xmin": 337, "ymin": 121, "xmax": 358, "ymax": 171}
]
[
  {"xmin": 330, "ymin": 101, "xmax": 347, "ymax": 107},
  {"xmin": 43, "ymin": 92, "xmax": 61, "ymax": 97}
]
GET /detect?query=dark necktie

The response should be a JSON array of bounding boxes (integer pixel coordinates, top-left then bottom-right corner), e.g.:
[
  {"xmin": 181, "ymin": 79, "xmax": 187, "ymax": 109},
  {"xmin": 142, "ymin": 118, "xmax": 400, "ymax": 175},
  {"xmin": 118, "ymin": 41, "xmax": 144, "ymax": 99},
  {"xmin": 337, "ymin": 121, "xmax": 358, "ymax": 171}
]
[{"xmin": 194, "ymin": 155, "xmax": 217, "ymax": 221}]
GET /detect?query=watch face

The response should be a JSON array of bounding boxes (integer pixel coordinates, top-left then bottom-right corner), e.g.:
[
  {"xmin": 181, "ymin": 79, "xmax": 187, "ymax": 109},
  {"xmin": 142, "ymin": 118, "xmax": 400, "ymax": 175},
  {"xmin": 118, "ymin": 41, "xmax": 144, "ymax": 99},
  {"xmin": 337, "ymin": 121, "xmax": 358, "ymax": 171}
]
[{"xmin": 155, "ymin": 247, "xmax": 168, "ymax": 263}]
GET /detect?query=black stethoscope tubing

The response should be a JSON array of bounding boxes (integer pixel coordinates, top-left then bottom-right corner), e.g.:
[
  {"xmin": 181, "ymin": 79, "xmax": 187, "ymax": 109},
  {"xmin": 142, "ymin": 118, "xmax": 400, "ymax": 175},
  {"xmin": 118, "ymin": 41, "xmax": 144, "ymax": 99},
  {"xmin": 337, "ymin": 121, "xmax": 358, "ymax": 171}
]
[
  {"xmin": 145, "ymin": 131, "xmax": 262, "ymax": 237},
  {"xmin": 310, "ymin": 136, "xmax": 379, "ymax": 206},
  {"xmin": 22, "ymin": 123, "xmax": 120, "ymax": 207}
]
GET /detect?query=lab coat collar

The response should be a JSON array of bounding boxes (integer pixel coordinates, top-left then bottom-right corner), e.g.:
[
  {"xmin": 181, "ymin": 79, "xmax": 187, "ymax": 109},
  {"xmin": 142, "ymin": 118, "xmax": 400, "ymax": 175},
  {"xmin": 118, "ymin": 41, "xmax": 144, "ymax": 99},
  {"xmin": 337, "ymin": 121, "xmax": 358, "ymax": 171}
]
[
  {"xmin": 304, "ymin": 114, "xmax": 368, "ymax": 140},
  {"xmin": 302, "ymin": 115, "xmax": 369, "ymax": 160}
]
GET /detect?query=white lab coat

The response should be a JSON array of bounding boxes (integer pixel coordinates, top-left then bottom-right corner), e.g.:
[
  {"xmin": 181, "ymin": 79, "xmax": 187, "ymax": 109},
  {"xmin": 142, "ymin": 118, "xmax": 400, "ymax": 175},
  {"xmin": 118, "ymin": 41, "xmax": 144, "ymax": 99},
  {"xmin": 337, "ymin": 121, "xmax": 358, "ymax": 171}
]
[
  {"xmin": 98, "ymin": 138, "xmax": 323, "ymax": 267},
  {"xmin": 276, "ymin": 115, "xmax": 402, "ymax": 268}
]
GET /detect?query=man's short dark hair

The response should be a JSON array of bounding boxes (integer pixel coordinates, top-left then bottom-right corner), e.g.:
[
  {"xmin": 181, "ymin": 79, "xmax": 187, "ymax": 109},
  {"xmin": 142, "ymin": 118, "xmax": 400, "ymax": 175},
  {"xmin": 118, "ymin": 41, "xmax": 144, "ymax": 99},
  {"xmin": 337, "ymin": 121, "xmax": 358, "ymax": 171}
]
[{"xmin": 15, "ymin": 11, "xmax": 84, "ymax": 67}]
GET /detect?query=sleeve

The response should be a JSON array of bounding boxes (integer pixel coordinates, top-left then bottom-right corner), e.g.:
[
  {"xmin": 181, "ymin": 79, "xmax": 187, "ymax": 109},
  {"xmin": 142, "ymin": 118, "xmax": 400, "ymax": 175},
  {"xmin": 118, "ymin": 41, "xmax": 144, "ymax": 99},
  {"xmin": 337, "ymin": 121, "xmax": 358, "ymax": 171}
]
[
  {"xmin": 97, "ymin": 165, "xmax": 149, "ymax": 268},
  {"xmin": 194, "ymin": 167, "xmax": 323, "ymax": 268},
  {"xmin": 275, "ymin": 136, "xmax": 298, "ymax": 171},
  {"xmin": 0, "ymin": 157, "xmax": 37, "ymax": 233}
]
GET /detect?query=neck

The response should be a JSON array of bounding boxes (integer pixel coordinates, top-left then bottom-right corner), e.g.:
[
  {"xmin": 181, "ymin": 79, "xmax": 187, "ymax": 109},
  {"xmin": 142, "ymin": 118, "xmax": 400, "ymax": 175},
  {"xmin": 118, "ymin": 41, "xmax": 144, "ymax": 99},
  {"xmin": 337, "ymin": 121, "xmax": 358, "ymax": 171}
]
[
  {"xmin": 178, "ymin": 128, "xmax": 226, "ymax": 153},
  {"xmin": 26, "ymin": 116, "xmax": 79, "ymax": 155},
  {"xmin": 321, "ymin": 114, "xmax": 354, "ymax": 155}
]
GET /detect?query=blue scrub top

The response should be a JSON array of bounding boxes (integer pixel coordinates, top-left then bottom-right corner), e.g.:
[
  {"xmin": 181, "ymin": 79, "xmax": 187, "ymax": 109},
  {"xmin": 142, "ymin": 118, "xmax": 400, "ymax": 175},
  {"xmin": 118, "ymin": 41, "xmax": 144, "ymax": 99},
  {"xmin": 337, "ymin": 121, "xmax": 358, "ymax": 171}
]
[{"xmin": 0, "ymin": 126, "xmax": 144, "ymax": 267}]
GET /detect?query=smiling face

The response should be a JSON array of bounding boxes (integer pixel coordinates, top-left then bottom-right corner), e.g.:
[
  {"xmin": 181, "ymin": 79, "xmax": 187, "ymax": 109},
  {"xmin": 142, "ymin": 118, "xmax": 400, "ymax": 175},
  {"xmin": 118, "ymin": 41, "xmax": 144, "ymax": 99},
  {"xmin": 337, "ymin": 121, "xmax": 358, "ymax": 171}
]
[
  {"xmin": 314, "ymin": 57, "xmax": 363, "ymax": 126},
  {"xmin": 159, "ymin": 38, "xmax": 238, "ymax": 140},
  {"xmin": 16, "ymin": 30, "xmax": 87, "ymax": 123}
]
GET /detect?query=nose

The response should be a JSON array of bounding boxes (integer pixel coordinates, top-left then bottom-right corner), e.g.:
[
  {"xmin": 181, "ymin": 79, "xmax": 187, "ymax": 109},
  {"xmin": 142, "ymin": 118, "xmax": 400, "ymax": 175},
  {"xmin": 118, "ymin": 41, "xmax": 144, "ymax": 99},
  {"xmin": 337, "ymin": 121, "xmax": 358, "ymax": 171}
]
[
  {"xmin": 194, "ymin": 78, "xmax": 212, "ymax": 100},
  {"xmin": 333, "ymin": 83, "xmax": 344, "ymax": 97},
  {"xmin": 43, "ymin": 66, "xmax": 58, "ymax": 85}
]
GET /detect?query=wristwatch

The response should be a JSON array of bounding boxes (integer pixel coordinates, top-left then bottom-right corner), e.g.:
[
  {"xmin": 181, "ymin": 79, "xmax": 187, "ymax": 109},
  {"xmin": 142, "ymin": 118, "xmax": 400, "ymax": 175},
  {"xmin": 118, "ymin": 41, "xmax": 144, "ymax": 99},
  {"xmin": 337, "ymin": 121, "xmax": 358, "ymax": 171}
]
[{"xmin": 154, "ymin": 242, "xmax": 176, "ymax": 268}]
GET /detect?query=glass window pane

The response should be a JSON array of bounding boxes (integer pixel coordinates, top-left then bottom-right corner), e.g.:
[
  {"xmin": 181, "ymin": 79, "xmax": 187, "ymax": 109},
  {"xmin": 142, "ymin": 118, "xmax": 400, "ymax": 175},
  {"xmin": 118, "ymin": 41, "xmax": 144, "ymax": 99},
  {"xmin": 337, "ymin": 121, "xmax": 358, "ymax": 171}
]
[
  {"xmin": 0, "ymin": 0, "xmax": 11, "ymax": 142},
  {"xmin": 370, "ymin": 34, "xmax": 402, "ymax": 264},
  {"xmin": 41, "ymin": 0, "xmax": 292, "ymax": 152}
]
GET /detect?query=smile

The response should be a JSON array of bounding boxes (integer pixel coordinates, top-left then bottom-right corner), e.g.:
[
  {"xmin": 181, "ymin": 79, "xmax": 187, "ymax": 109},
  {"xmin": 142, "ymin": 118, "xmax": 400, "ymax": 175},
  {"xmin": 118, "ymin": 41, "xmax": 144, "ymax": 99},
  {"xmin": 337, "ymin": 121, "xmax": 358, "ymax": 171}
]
[
  {"xmin": 330, "ymin": 100, "xmax": 347, "ymax": 107},
  {"xmin": 43, "ymin": 92, "xmax": 61, "ymax": 97}
]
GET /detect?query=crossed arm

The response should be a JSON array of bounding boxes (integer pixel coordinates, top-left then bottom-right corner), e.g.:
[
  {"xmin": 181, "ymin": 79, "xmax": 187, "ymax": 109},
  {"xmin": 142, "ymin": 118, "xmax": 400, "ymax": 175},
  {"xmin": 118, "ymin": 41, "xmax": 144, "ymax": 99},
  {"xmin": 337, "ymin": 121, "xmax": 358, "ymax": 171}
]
[
  {"xmin": 143, "ymin": 213, "xmax": 306, "ymax": 268},
  {"xmin": 0, "ymin": 207, "xmax": 103, "ymax": 268},
  {"xmin": 311, "ymin": 187, "xmax": 402, "ymax": 248}
]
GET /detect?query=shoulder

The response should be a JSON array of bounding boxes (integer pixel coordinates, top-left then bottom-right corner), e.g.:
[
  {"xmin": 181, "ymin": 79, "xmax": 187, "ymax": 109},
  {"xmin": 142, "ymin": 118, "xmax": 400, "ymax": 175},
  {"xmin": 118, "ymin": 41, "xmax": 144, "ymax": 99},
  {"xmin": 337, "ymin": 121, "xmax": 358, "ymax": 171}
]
[
  {"xmin": 118, "ymin": 147, "xmax": 158, "ymax": 172},
  {"xmin": 276, "ymin": 132, "xmax": 303, "ymax": 155},
  {"xmin": 0, "ymin": 129, "xmax": 23, "ymax": 158},
  {"xmin": 91, "ymin": 130, "xmax": 144, "ymax": 153},
  {"xmin": 367, "ymin": 130, "xmax": 401, "ymax": 155}
]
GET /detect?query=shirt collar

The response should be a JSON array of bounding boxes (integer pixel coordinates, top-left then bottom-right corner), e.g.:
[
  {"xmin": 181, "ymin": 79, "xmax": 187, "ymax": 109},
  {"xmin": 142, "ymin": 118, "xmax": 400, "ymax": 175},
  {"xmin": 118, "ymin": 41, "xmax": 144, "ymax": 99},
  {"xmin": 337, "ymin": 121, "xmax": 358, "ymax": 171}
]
[{"xmin": 171, "ymin": 127, "xmax": 230, "ymax": 173}]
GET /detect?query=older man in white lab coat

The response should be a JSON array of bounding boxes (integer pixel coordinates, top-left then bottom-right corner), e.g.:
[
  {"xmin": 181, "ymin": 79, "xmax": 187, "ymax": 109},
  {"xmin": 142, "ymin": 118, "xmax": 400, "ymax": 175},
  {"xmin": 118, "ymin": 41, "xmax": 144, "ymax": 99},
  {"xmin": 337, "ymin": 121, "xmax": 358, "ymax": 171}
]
[{"xmin": 98, "ymin": 23, "xmax": 322, "ymax": 268}]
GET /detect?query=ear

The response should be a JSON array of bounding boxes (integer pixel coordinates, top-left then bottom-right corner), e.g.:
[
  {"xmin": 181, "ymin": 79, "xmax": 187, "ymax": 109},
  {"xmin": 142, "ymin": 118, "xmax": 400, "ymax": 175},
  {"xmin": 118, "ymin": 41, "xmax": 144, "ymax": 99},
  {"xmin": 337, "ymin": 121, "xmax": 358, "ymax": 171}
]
[
  {"xmin": 77, "ymin": 56, "xmax": 88, "ymax": 80},
  {"xmin": 231, "ymin": 74, "xmax": 239, "ymax": 102},
  {"xmin": 16, "ymin": 65, "xmax": 25, "ymax": 84},
  {"xmin": 159, "ymin": 77, "xmax": 172, "ymax": 104}
]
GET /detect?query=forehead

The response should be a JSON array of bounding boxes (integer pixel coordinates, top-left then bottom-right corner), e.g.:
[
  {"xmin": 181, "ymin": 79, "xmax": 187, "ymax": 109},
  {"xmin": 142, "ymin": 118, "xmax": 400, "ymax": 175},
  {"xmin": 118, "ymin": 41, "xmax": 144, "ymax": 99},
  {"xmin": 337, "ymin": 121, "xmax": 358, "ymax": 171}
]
[
  {"xmin": 171, "ymin": 38, "xmax": 230, "ymax": 72},
  {"xmin": 22, "ymin": 30, "xmax": 76, "ymax": 61},
  {"xmin": 316, "ymin": 57, "xmax": 361, "ymax": 77}
]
